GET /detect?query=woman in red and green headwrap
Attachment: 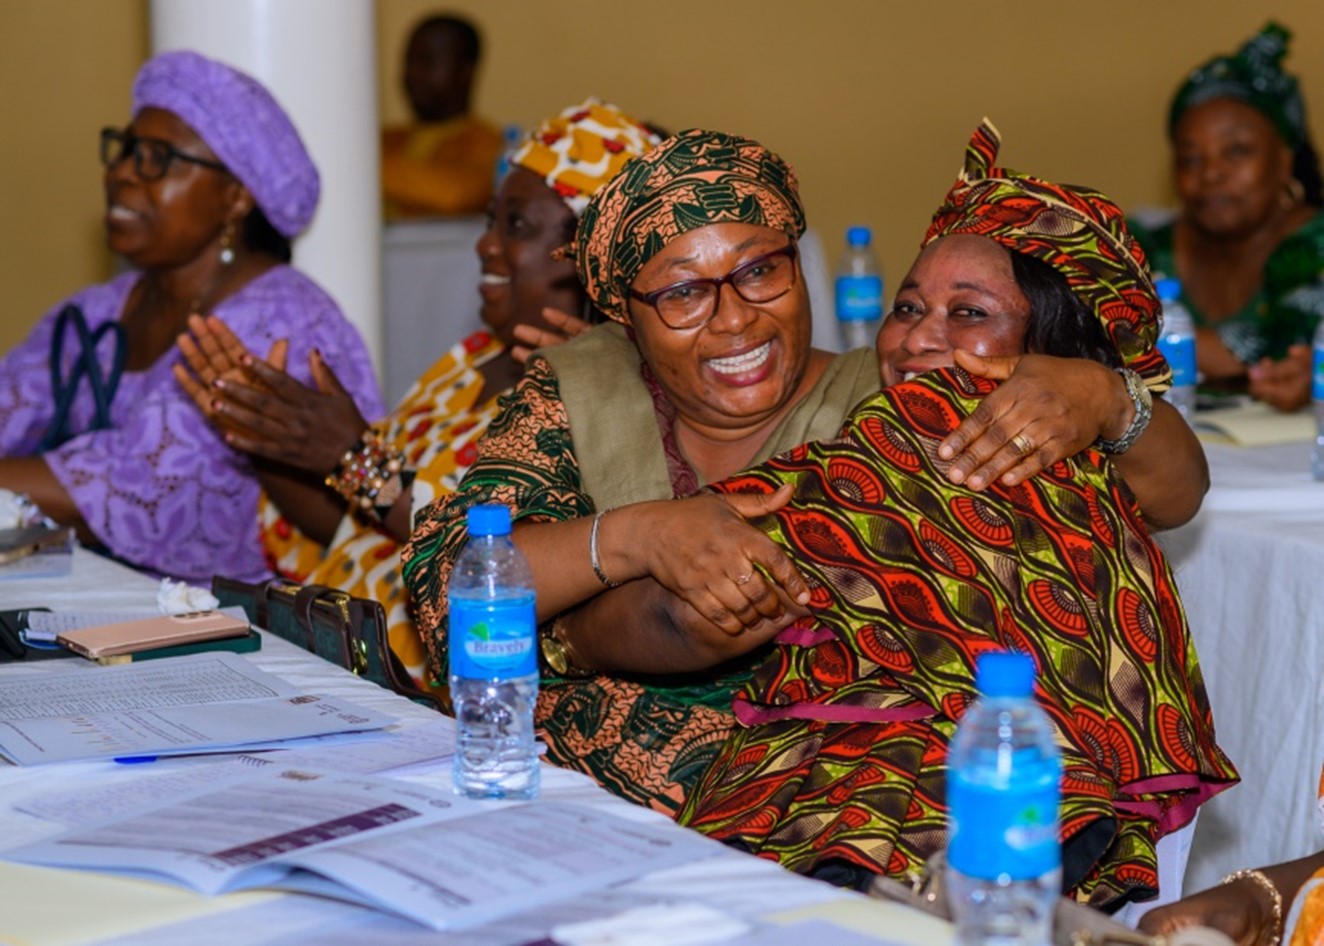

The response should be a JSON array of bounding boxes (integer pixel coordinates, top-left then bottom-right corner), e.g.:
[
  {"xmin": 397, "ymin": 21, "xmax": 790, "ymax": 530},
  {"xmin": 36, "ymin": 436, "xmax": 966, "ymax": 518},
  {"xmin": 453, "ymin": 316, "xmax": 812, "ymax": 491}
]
[
  {"xmin": 403, "ymin": 127, "xmax": 1211, "ymax": 817},
  {"xmin": 1132, "ymin": 21, "xmax": 1324, "ymax": 412},
  {"xmin": 678, "ymin": 122, "xmax": 1238, "ymax": 911}
]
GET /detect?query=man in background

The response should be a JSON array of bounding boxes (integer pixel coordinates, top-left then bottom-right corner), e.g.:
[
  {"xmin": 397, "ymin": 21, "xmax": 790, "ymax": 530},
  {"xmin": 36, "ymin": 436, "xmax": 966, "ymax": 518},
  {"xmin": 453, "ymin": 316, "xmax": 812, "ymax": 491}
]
[{"xmin": 381, "ymin": 13, "xmax": 504, "ymax": 218}]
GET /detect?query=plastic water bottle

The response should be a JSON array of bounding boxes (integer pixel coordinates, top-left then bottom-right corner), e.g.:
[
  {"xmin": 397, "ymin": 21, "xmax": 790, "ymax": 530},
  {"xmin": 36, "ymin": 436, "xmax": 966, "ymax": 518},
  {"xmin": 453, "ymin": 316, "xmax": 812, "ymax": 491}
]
[
  {"xmin": 1155, "ymin": 278, "xmax": 1197, "ymax": 422},
  {"xmin": 1312, "ymin": 319, "xmax": 1324, "ymax": 481},
  {"xmin": 947, "ymin": 652, "xmax": 1062, "ymax": 946},
  {"xmin": 448, "ymin": 504, "xmax": 540, "ymax": 800},
  {"xmin": 835, "ymin": 225, "xmax": 884, "ymax": 351},
  {"xmin": 493, "ymin": 123, "xmax": 523, "ymax": 187}
]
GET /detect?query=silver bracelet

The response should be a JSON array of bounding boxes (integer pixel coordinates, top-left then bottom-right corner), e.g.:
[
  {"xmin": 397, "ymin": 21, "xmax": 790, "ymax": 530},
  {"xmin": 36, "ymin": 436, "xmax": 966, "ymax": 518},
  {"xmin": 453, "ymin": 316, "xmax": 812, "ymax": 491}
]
[
  {"xmin": 1093, "ymin": 367, "xmax": 1153, "ymax": 455},
  {"xmin": 589, "ymin": 509, "xmax": 620, "ymax": 589}
]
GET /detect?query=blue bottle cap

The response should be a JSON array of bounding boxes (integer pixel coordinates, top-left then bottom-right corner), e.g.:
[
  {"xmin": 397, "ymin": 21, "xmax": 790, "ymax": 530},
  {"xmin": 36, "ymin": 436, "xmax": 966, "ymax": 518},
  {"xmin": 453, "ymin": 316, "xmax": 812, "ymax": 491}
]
[
  {"xmin": 846, "ymin": 225, "xmax": 873, "ymax": 247},
  {"xmin": 467, "ymin": 504, "xmax": 512, "ymax": 537},
  {"xmin": 975, "ymin": 651, "xmax": 1035, "ymax": 698},
  {"xmin": 1154, "ymin": 277, "xmax": 1182, "ymax": 302}
]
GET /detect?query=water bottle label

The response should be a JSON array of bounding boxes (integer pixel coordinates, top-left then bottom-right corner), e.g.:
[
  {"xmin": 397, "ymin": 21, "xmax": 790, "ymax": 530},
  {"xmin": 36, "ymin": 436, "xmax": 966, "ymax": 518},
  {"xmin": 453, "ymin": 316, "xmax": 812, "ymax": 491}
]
[
  {"xmin": 1313, "ymin": 344, "xmax": 1324, "ymax": 401},
  {"xmin": 1158, "ymin": 335, "xmax": 1197, "ymax": 387},
  {"xmin": 947, "ymin": 761, "xmax": 1060, "ymax": 880},
  {"xmin": 449, "ymin": 595, "xmax": 537, "ymax": 680},
  {"xmin": 835, "ymin": 275, "xmax": 883, "ymax": 322}
]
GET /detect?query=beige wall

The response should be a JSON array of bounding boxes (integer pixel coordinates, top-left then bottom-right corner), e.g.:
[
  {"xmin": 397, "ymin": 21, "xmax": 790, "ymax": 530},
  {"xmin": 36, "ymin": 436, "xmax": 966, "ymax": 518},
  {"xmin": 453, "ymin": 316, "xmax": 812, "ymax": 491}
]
[{"xmin": 6, "ymin": 0, "xmax": 1324, "ymax": 353}]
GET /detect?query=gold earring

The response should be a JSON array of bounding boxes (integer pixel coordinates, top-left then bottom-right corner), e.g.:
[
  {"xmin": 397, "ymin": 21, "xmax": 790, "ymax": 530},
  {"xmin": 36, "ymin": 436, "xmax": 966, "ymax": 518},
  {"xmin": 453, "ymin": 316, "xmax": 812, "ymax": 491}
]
[{"xmin": 219, "ymin": 222, "xmax": 236, "ymax": 266}]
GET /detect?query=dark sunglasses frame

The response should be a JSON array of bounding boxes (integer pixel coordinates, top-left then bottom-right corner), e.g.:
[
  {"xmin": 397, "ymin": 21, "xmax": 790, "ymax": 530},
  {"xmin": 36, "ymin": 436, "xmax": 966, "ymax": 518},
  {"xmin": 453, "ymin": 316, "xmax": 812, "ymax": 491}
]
[
  {"xmin": 100, "ymin": 127, "xmax": 229, "ymax": 181},
  {"xmin": 629, "ymin": 243, "xmax": 800, "ymax": 330}
]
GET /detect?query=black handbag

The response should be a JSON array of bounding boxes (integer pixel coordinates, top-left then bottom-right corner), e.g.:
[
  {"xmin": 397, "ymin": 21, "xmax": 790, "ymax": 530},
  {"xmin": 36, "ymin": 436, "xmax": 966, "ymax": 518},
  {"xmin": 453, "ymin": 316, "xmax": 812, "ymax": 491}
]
[{"xmin": 211, "ymin": 576, "xmax": 446, "ymax": 713}]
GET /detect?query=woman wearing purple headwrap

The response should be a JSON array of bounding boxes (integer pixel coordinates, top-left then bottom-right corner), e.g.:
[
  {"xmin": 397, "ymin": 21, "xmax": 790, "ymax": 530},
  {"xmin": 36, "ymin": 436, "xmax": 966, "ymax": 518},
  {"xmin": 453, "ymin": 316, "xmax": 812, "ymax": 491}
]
[{"xmin": 0, "ymin": 50, "xmax": 383, "ymax": 583}]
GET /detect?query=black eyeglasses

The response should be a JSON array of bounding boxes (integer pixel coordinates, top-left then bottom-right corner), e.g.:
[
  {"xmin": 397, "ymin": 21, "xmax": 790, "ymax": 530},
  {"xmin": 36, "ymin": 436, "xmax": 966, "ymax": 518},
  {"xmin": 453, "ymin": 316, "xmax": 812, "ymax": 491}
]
[
  {"xmin": 100, "ymin": 127, "xmax": 229, "ymax": 182},
  {"xmin": 629, "ymin": 243, "xmax": 799, "ymax": 331}
]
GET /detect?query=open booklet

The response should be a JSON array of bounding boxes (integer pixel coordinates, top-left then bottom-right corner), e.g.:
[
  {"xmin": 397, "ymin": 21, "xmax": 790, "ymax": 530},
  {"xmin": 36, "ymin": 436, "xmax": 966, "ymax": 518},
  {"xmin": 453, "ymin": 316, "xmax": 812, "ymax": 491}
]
[
  {"xmin": 0, "ymin": 652, "xmax": 396, "ymax": 764},
  {"xmin": 3, "ymin": 767, "xmax": 721, "ymax": 932},
  {"xmin": 1193, "ymin": 400, "xmax": 1315, "ymax": 447}
]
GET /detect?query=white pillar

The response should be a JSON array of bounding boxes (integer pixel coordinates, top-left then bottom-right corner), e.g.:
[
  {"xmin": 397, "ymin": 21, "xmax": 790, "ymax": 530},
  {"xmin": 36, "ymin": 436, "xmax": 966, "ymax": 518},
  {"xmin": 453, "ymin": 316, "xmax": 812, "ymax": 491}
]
[{"xmin": 149, "ymin": 0, "xmax": 383, "ymax": 378}]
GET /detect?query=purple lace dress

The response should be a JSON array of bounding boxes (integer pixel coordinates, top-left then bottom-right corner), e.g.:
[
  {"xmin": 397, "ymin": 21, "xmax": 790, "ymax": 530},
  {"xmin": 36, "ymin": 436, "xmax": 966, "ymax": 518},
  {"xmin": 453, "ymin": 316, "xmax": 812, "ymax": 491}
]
[{"xmin": 0, "ymin": 266, "xmax": 384, "ymax": 582}]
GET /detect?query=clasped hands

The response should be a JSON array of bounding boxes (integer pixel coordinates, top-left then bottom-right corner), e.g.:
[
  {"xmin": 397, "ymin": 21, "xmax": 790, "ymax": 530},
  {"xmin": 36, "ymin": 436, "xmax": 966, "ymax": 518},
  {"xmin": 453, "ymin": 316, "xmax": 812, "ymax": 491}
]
[{"xmin": 173, "ymin": 315, "xmax": 370, "ymax": 474}]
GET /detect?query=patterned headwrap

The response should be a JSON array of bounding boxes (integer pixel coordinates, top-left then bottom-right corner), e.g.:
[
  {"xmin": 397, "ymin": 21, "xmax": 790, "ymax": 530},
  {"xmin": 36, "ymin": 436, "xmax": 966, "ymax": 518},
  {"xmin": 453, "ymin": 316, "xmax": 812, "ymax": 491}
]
[
  {"xmin": 572, "ymin": 128, "xmax": 806, "ymax": 323},
  {"xmin": 1168, "ymin": 22, "xmax": 1307, "ymax": 149},
  {"xmin": 924, "ymin": 120, "xmax": 1170, "ymax": 391},
  {"xmin": 510, "ymin": 98, "xmax": 662, "ymax": 218},
  {"xmin": 133, "ymin": 50, "xmax": 320, "ymax": 238}
]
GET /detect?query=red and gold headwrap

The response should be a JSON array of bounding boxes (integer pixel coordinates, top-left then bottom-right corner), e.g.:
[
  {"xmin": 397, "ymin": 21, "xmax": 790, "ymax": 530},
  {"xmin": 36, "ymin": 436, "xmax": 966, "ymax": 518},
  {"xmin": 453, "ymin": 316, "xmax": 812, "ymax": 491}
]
[
  {"xmin": 924, "ymin": 120, "xmax": 1170, "ymax": 391},
  {"xmin": 510, "ymin": 98, "xmax": 662, "ymax": 218},
  {"xmin": 572, "ymin": 128, "xmax": 806, "ymax": 323}
]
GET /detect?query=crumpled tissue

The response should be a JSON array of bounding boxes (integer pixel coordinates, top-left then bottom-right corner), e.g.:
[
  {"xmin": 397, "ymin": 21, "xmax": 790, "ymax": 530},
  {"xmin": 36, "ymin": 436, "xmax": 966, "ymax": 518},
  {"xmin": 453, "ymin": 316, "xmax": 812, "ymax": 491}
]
[
  {"xmin": 0, "ymin": 489, "xmax": 50, "ymax": 530},
  {"xmin": 156, "ymin": 578, "xmax": 220, "ymax": 614}
]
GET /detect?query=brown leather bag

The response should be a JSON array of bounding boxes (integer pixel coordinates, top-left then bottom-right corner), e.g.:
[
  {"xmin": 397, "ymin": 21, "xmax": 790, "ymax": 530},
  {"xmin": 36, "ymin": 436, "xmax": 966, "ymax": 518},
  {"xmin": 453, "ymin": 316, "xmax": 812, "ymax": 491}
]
[{"xmin": 211, "ymin": 576, "xmax": 447, "ymax": 713}]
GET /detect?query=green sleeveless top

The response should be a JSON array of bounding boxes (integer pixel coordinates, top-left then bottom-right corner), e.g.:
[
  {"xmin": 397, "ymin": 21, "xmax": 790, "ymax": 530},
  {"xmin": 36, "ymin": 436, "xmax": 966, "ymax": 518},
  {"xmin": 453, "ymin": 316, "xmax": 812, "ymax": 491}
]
[{"xmin": 540, "ymin": 323, "xmax": 880, "ymax": 507}]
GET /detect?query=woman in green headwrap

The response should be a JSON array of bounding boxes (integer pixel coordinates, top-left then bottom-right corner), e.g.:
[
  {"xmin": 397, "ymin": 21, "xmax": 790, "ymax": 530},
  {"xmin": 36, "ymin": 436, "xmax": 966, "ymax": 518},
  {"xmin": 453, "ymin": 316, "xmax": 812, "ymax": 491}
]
[
  {"xmin": 1131, "ymin": 21, "xmax": 1324, "ymax": 412},
  {"xmin": 403, "ymin": 128, "xmax": 1209, "ymax": 817}
]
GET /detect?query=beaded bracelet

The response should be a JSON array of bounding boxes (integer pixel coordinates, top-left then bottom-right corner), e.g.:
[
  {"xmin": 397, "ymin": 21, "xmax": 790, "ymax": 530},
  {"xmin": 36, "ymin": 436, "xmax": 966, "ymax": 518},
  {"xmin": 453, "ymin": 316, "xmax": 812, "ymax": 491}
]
[
  {"xmin": 589, "ymin": 509, "xmax": 620, "ymax": 588},
  {"xmin": 1222, "ymin": 868, "xmax": 1283, "ymax": 946},
  {"xmin": 325, "ymin": 429, "xmax": 411, "ymax": 525}
]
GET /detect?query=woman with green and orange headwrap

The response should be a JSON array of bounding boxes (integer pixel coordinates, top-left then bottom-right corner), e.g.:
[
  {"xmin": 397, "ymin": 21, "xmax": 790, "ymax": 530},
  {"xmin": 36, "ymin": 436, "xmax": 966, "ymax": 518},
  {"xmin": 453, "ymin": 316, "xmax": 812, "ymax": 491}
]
[
  {"xmin": 678, "ymin": 121, "xmax": 1237, "ymax": 911},
  {"xmin": 176, "ymin": 98, "xmax": 660, "ymax": 680},
  {"xmin": 1131, "ymin": 21, "xmax": 1324, "ymax": 412},
  {"xmin": 403, "ymin": 125, "xmax": 1211, "ymax": 816}
]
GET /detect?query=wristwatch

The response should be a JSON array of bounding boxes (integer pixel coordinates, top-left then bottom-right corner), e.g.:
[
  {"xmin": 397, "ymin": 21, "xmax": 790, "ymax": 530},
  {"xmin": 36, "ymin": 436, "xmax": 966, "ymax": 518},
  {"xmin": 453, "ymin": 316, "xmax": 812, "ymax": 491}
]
[
  {"xmin": 1093, "ymin": 368, "xmax": 1153, "ymax": 455},
  {"xmin": 539, "ymin": 618, "xmax": 593, "ymax": 678}
]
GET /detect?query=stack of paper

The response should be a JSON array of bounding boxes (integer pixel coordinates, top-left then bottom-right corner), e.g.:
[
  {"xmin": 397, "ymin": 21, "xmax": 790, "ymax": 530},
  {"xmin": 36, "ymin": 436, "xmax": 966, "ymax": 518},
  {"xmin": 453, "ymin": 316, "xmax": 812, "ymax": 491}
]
[
  {"xmin": 3, "ymin": 768, "xmax": 721, "ymax": 932},
  {"xmin": 0, "ymin": 652, "xmax": 396, "ymax": 765}
]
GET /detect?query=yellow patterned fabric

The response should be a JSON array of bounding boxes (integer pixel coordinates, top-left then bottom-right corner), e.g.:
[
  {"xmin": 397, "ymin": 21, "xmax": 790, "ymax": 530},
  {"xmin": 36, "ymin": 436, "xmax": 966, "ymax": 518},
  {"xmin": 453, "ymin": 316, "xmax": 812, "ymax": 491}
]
[
  {"xmin": 260, "ymin": 330, "xmax": 505, "ymax": 681},
  {"xmin": 511, "ymin": 99, "xmax": 662, "ymax": 217}
]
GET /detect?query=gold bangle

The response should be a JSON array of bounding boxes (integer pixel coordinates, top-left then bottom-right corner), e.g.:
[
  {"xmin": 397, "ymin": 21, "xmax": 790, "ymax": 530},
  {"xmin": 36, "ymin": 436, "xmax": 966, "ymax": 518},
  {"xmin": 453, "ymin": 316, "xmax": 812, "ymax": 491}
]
[
  {"xmin": 589, "ymin": 509, "xmax": 620, "ymax": 588},
  {"xmin": 1222, "ymin": 868, "xmax": 1283, "ymax": 946}
]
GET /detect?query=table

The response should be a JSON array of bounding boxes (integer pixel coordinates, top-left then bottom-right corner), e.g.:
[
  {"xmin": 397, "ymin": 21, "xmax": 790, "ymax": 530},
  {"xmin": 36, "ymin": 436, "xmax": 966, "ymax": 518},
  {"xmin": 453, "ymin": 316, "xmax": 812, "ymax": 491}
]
[
  {"xmin": 0, "ymin": 549, "xmax": 951, "ymax": 946},
  {"xmin": 1157, "ymin": 439, "xmax": 1324, "ymax": 894}
]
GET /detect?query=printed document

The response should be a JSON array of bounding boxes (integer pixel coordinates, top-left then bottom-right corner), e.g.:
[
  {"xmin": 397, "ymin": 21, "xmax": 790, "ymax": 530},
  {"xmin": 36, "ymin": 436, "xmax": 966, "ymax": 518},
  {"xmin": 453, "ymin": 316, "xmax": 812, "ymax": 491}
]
[
  {"xmin": 5, "ymin": 767, "xmax": 721, "ymax": 931},
  {"xmin": 0, "ymin": 652, "xmax": 395, "ymax": 764}
]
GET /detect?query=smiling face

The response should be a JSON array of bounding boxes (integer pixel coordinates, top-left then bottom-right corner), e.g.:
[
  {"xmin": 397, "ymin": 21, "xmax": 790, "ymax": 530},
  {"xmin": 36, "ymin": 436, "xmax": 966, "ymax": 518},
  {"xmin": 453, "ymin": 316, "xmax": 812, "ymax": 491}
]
[
  {"xmin": 877, "ymin": 234, "xmax": 1031, "ymax": 388},
  {"xmin": 475, "ymin": 166, "xmax": 582, "ymax": 346},
  {"xmin": 103, "ymin": 107, "xmax": 248, "ymax": 269},
  {"xmin": 625, "ymin": 222, "xmax": 814, "ymax": 436},
  {"xmin": 1172, "ymin": 97, "xmax": 1296, "ymax": 240}
]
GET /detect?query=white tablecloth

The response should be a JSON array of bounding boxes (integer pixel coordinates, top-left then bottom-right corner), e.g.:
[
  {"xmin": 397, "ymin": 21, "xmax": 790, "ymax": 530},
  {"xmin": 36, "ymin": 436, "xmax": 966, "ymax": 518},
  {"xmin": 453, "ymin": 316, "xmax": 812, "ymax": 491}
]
[
  {"xmin": 0, "ymin": 549, "xmax": 950, "ymax": 946},
  {"xmin": 1158, "ymin": 440, "xmax": 1324, "ymax": 894}
]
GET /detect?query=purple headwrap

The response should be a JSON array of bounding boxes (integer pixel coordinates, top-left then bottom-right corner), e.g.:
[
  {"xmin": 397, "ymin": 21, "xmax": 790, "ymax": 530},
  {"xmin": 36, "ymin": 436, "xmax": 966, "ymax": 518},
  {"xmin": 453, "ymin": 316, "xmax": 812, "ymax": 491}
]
[{"xmin": 132, "ymin": 50, "xmax": 320, "ymax": 238}]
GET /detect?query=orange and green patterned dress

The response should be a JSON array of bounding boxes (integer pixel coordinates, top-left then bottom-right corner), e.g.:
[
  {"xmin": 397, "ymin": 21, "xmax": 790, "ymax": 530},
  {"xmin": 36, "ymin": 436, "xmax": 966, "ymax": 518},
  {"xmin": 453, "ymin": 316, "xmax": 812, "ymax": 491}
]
[
  {"xmin": 679, "ymin": 368, "xmax": 1238, "ymax": 909},
  {"xmin": 261, "ymin": 330, "xmax": 505, "ymax": 682}
]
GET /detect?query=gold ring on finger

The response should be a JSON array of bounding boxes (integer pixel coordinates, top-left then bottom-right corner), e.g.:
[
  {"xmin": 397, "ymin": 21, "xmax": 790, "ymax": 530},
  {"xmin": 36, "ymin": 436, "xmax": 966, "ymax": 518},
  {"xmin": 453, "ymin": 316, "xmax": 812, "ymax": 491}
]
[{"xmin": 1011, "ymin": 433, "xmax": 1034, "ymax": 457}]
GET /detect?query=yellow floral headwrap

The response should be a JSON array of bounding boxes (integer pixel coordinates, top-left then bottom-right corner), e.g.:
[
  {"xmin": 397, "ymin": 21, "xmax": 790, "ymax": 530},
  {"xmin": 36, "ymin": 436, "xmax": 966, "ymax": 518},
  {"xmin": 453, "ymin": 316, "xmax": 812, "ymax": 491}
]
[
  {"xmin": 510, "ymin": 98, "xmax": 662, "ymax": 217},
  {"xmin": 925, "ymin": 120, "xmax": 1170, "ymax": 391},
  {"xmin": 572, "ymin": 129, "xmax": 806, "ymax": 323}
]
